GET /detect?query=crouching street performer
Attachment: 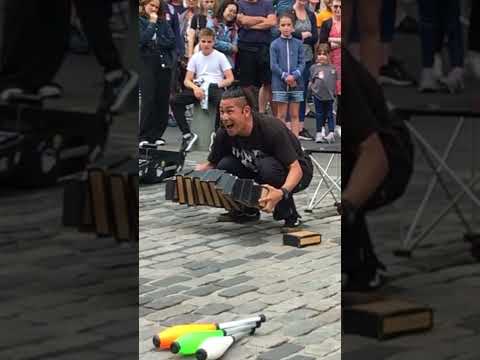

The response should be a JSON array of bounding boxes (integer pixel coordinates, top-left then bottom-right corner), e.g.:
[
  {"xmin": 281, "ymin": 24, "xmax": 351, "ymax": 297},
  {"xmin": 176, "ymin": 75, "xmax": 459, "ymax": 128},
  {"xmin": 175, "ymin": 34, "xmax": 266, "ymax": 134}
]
[{"xmin": 195, "ymin": 86, "xmax": 313, "ymax": 228}]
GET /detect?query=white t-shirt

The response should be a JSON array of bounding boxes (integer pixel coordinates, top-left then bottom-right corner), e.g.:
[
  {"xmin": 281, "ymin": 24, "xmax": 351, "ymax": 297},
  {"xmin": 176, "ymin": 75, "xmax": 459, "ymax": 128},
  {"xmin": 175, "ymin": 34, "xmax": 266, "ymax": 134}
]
[{"xmin": 187, "ymin": 49, "xmax": 232, "ymax": 85}]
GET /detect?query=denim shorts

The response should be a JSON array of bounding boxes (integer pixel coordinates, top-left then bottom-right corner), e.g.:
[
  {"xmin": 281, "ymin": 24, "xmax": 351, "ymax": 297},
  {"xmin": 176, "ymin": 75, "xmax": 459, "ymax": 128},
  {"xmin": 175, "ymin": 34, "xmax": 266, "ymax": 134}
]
[{"xmin": 272, "ymin": 90, "xmax": 304, "ymax": 103}]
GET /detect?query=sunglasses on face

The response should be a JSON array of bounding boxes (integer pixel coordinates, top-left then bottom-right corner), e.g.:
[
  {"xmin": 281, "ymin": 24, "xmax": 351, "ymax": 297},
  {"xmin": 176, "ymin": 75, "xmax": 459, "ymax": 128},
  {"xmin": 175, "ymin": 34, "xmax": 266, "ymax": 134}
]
[{"xmin": 333, "ymin": 5, "xmax": 341, "ymax": 9}]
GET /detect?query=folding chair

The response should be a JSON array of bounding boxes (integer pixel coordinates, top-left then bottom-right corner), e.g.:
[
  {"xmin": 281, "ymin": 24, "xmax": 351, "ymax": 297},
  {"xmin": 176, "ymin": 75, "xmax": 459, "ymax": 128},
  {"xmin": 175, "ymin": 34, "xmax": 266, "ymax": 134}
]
[
  {"xmin": 393, "ymin": 106, "xmax": 480, "ymax": 256},
  {"xmin": 303, "ymin": 143, "xmax": 341, "ymax": 212}
]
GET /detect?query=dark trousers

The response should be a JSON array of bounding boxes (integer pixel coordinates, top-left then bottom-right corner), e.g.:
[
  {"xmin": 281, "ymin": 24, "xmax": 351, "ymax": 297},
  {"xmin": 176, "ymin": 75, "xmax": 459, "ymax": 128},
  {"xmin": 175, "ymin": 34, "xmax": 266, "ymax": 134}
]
[
  {"xmin": 417, "ymin": 0, "xmax": 464, "ymax": 67},
  {"xmin": 216, "ymin": 155, "xmax": 312, "ymax": 220},
  {"xmin": 172, "ymin": 84, "xmax": 223, "ymax": 132},
  {"xmin": 1, "ymin": 0, "xmax": 70, "ymax": 92},
  {"xmin": 469, "ymin": 1, "xmax": 480, "ymax": 52},
  {"xmin": 314, "ymin": 98, "xmax": 334, "ymax": 133},
  {"xmin": 139, "ymin": 55, "xmax": 173, "ymax": 142},
  {"xmin": 72, "ymin": 0, "xmax": 122, "ymax": 73},
  {"xmin": 0, "ymin": 0, "xmax": 121, "ymax": 92}
]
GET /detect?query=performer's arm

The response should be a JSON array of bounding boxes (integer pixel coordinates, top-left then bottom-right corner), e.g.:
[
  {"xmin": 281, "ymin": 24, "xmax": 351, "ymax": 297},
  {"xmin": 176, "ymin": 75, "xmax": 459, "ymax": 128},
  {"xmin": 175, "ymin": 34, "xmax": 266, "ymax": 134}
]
[
  {"xmin": 342, "ymin": 132, "xmax": 389, "ymax": 208},
  {"xmin": 259, "ymin": 160, "xmax": 303, "ymax": 213},
  {"xmin": 195, "ymin": 162, "xmax": 215, "ymax": 171}
]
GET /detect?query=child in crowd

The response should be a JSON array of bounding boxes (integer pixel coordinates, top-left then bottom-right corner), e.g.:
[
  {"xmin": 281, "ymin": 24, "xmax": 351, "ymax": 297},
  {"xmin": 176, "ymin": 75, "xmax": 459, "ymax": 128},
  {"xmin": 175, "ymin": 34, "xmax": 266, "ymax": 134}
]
[
  {"xmin": 270, "ymin": 13, "xmax": 306, "ymax": 137},
  {"xmin": 309, "ymin": 43, "xmax": 337, "ymax": 143},
  {"xmin": 171, "ymin": 28, "xmax": 234, "ymax": 150}
]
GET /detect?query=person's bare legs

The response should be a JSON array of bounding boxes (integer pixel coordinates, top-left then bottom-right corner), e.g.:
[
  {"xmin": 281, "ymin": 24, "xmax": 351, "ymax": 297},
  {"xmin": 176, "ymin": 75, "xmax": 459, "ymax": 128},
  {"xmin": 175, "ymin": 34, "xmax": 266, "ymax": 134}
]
[
  {"xmin": 259, "ymin": 83, "xmax": 272, "ymax": 113},
  {"xmin": 358, "ymin": 0, "xmax": 382, "ymax": 79},
  {"xmin": 289, "ymin": 102, "xmax": 300, "ymax": 137},
  {"xmin": 276, "ymin": 102, "xmax": 288, "ymax": 125}
]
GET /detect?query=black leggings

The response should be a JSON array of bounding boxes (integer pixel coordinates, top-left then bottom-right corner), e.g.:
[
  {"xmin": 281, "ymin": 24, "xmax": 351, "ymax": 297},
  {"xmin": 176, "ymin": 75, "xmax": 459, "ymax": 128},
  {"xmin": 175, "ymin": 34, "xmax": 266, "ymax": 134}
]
[
  {"xmin": 216, "ymin": 155, "xmax": 312, "ymax": 220},
  {"xmin": 139, "ymin": 55, "xmax": 174, "ymax": 142}
]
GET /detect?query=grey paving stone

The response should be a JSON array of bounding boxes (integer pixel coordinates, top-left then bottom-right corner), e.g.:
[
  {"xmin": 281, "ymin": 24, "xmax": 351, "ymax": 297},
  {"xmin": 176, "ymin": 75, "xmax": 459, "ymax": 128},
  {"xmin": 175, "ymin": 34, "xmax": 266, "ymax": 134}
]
[
  {"xmin": 218, "ymin": 285, "xmax": 259, "ymax": 298},
  {"xmin": 246, "ymin": 251, "xmax": 276, "ymax": 260},
  {"xmin": 219, "ymin": 258, "xmax": 249, "ymax": 269},
  {"xmin": 257, "ymin": 343, "xmax": 305, "ymax": 360},
  {"xmin": 216, "ymin": 275, "xmax": 254, "ymax": 288},
  {"xmin": 285, "ymin": 356, "xmax": 316, "ymax": 360},
  {"xmin": 145, "ymin": 295, "xmax": 191, "ymax": 310},
  {"xmin": 195, "ymin": 303, "xmax": 234, "ymax": 315},
  {"xmin": 184, "ymin": 284, "xmax": 221, "ymax": 297},
  {"xmin": 149, "ymin": 275, "xmax": 192, "ymax": 287},
  {"xmin": 275, "ymin": 250, "xmax": 308, "ymax": 260},
  {"xmin": 233, "ymin": 301, "xmax": 269, "ymax": 315}
]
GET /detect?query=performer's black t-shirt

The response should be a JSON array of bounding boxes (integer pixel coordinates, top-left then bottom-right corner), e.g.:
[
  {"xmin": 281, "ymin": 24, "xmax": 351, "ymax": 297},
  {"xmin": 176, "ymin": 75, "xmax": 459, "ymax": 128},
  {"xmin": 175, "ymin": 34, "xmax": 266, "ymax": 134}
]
[{"xmin": 208, "ymin": 112, "xmax": 308, "ymax": 173}]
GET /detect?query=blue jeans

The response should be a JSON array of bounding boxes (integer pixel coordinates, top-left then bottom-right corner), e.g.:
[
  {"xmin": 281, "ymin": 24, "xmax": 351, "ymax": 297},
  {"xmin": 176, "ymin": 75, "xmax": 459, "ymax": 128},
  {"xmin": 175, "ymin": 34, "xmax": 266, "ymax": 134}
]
[
  {"xmin": 313, "ymin": 98, "xmax": 334, "ymax": 133},
  {"xmin": 417, "ymin": 0, "xmax": 464, "ymax": 68}
]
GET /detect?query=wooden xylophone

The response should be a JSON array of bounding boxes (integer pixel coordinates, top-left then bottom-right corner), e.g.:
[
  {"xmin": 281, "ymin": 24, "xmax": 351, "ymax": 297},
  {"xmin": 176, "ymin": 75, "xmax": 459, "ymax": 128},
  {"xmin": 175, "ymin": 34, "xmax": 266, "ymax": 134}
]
[{"xmin": 165, "ymin": 169, "xmax": 269, "ymax": 210}]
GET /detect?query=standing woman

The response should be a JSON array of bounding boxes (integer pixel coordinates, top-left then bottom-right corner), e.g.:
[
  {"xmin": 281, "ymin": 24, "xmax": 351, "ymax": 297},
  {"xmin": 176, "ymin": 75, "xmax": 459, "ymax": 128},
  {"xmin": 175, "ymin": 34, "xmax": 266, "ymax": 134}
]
[
  {"xmin": 213, "ymin": 0, "xmax": 239, "ymax": 68},
  {"xmin": 292, "ymin": 0, "xmax": 318, "ymax": 140},
  {"xmin": 139, "ymin": 0, "xmax": 176, "ymax": 146}
]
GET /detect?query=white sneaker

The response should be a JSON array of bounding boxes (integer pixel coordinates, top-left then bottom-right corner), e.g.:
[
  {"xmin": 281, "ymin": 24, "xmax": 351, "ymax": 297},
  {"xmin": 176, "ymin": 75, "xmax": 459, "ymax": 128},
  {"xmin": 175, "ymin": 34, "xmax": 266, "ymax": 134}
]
[
  {"xmin": 440, "ymin": 67, "xmax": 464, "ymax": 94},
  {"xmin": 324, "ymin": 132, "xmax": 335, "ymax": 143},
  {"xmin": 139, "ymin": 141, "xmax": 149, "ymax": 148},
  {"xmin": 468, "ymin": 51, "xmax": 480, "ymax": 79},
  {"xmin": 154, "ymin": 138, "xmax": 166, "ymax": 146},
  {"xmin": 335, "ymin": 125, "xmax": 341, "ymax": 138},
  {"xmin": 433, "ymin": 53, "xmax": 443, "ymax": 79},
  {"xmin": 418, "ymin": 68, "xmax": 440, "ymax": 92},
  {"xmin": 315, "ymin": 132, "xmax": 324, "ymax": 143}
]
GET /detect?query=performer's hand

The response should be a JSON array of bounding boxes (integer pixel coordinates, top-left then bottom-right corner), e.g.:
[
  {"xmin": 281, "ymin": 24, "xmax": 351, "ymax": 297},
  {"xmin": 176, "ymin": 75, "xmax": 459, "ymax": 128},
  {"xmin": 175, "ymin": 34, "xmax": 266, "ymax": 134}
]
[
  {"xmin": 258, "ymin": 185, "xmax": 283, "ymax": 213},
  {"xmin": 195, "ymin": 162, "xmax": 214, "ymax": 171}
]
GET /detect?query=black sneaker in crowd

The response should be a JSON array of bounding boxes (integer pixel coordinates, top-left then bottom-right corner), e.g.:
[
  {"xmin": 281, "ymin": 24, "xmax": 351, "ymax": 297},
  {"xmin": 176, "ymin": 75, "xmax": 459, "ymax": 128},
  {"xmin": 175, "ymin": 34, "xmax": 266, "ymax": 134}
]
[
  {"xmin": 102, "ymin": 69, "xmax": 138, "ymax": 112},
  {"xmin": 298, "ymin": 128, "xmax": 315, "ymax": 141},
  {"xmin": 379, "ymin": 58, "xmax": 415, "ymax": 87},
  {"xmin": 181, "ymin": 132, "xmax": 198, "ymax": 152},
  {"xmin": 217, "ymin": 209, "xmax": 260, "ymax": 223}
]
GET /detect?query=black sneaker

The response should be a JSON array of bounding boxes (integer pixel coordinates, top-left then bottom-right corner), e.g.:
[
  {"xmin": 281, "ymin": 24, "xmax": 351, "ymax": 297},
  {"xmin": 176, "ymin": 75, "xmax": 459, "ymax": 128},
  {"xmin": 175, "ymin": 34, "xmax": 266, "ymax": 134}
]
[
  {"xmin": 379, "ymin": 59, "xmax": 415, "ymax": 87},
  {"xmin": 281, "ymin": 214, "xmax": 302, "ymax": 233},
  {"xmin": 181, "ymin": 133, "xmax": 198, "ymax": 152},
  {"xmin": 102, "ymin": 69, "xmax": 138, "ymax": 112},
  {"xmin": 298, "ymin": 128, "xmax": 314, "ymax": 141},
  {"xmin": 342, "ymin": 268, "xmax": 386, "ymax": 292},
  {"xmin": 217, "ymin": 209, "xmax": 260, "ymax": 223}
]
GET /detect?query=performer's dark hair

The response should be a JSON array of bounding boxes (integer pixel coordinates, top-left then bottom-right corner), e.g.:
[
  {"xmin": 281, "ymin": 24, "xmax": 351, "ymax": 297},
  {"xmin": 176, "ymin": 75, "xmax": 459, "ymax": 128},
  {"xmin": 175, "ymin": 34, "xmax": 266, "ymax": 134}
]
[{"xmin": 221, "ymin": 85, "xmax": 258, "ymax": 111}]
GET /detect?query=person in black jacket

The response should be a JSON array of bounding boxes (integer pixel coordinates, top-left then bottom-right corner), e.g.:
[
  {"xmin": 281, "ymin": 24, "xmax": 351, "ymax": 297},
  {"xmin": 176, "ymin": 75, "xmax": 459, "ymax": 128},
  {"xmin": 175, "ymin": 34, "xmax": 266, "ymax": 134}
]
[{"xmin": 139, "ymin": 0, "xmax": 196, "ymax": 147}]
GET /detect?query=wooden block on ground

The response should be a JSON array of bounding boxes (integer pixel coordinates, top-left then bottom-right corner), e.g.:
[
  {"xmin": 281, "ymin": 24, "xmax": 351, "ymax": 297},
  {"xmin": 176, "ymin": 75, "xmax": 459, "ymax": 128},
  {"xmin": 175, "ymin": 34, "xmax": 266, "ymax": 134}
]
[
  {"xmin": 343, "ymin": 298, "xmax": 434, "ymax": 340},
  {"xmin": 283, "ymin": 230, "xmax": 321, "ymax": 248}
]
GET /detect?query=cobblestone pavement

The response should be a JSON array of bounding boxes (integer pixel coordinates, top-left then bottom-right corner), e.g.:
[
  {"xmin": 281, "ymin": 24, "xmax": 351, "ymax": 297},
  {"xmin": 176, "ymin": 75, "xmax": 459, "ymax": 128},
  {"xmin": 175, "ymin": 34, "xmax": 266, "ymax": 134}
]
[
  {"xmin": 0, "ymin": 52, "xmax": 139, "ymax": 359},
  {"xmin": 139, "ymin": 122, "xmax": 342, "ymax": 360}
]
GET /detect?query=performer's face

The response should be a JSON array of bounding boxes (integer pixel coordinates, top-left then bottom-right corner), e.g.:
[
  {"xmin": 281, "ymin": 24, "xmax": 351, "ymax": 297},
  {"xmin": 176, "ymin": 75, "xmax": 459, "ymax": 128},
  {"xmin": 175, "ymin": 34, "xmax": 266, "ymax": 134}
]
[{"xmin": 219, "ymin": 97, "xmax": 251, "ymax": 136}]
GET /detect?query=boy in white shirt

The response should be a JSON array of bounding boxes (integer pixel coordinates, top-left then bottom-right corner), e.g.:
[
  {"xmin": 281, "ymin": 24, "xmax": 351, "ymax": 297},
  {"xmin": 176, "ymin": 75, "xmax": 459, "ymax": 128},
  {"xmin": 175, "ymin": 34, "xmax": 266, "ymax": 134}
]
[{"xmin": 172, "ymin": 28, "xmax": 234, "ymax": 151}]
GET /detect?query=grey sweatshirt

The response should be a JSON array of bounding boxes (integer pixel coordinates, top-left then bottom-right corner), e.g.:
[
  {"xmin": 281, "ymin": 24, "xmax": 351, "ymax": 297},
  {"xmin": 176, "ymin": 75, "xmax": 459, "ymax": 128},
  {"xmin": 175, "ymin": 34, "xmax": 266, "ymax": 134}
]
[{"xmin": 309, "ymin": 63, "xmax": 337, "ymax": 101}]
